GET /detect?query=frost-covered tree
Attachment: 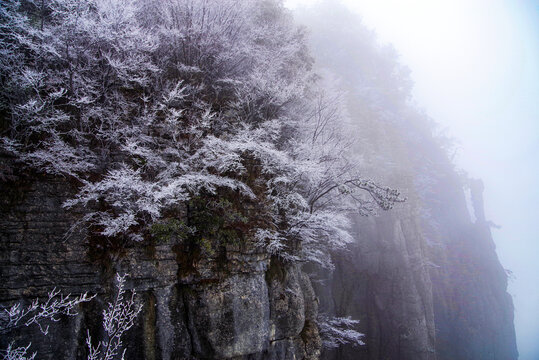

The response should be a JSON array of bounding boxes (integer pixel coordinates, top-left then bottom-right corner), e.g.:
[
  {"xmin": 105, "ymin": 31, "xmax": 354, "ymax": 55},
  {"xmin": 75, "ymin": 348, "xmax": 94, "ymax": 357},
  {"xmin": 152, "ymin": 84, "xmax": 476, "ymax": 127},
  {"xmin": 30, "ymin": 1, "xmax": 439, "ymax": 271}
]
[
  {"xmin": 0, "ymin": 289, "xmax": 94, "ymax": 336},
  {"xmin": 1, "ymin": 343, "xmax": 35, "ymax": 360},
  {"xmin": 0, "ymin": 0, "xmax": 401, "ymax": 269}
]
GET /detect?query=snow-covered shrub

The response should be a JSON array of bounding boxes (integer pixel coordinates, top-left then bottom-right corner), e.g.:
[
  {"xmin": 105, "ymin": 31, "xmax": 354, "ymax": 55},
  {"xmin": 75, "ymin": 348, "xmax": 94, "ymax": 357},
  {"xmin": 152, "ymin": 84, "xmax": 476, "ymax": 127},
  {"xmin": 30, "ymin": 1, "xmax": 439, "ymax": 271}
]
[
  {"xmin": 0, "ymin": 274, "xmax": 140, "ymax": 360},
  {"xmin": 86, "ymin": 274, "xmax": 142, "ymax": 360},
  {"xmin": 1, "ymin": 342, "xmax": 35, "ymax": 360},
  {"xmin": 318, "ymin": 314, "xmax": 365, "ymax": 349},
  {"xmin": 0, "ymin": 288, "xmax": 95, "ymax": 359},
  {"xmin": 0, "ymin": 0, "xmax": 402, "ymax": 267},
  {"xmin": 0, "ymin": 289, "xmax": 95, "ymax": 336}
]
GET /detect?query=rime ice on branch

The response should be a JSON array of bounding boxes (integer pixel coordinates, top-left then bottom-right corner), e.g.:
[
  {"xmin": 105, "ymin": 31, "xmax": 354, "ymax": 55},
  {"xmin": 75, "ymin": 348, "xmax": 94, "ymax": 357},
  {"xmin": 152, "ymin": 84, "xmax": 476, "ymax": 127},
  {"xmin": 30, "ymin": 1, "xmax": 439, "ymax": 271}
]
[{"xmin": 0, "ymin": 0, "xmax": 402, "ymax": 274}]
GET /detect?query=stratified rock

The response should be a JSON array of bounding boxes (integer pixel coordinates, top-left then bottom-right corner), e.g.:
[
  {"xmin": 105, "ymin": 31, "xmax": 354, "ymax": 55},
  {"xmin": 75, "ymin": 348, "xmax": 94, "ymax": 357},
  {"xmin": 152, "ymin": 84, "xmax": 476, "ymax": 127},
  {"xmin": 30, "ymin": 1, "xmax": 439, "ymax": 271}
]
[
  {"xmin": 184, "ymin": 274, "xmax": 270, "ymax": 358},
  {"xmin": 0, "ymin": 175, "xmax": 321, "ymax": 360}
]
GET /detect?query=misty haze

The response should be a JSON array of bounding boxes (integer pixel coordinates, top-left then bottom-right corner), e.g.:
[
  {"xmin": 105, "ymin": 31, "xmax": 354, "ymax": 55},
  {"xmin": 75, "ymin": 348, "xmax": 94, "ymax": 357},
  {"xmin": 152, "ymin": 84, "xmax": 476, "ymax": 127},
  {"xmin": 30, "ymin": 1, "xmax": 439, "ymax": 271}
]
[{"xmin": 1, "ymin": 1, "xmax": 536, "ymax": 360}]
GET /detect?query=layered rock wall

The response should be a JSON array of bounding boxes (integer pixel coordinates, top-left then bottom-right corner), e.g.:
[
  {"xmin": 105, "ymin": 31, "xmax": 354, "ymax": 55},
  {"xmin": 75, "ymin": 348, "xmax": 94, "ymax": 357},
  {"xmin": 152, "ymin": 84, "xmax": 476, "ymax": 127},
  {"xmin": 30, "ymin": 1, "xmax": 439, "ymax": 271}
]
[{"xmin": 0, "ymin": 175, "xmax": 321, "ymax": 360}]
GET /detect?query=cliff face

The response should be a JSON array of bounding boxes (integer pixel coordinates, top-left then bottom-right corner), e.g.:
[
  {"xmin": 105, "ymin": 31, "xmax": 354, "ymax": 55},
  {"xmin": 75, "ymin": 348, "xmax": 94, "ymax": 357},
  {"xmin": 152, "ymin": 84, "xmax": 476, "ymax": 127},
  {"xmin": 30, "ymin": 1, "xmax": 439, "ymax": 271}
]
[
  {"xmin": 314, "ymin": 210, "xmax": 436, "ymax": 360},
  {"xmin": 293, "ymin": 4, "xmax": 518, "ymax": 357},
  {"xmin": 429, "ymin": 179, "xmax": 518, "ymax": 360},
  {"xmin": 0, "ymin": 2, "xmax": 518, "ymax": 359},
  {"xmin": 316, "ymin": 164, "xmax": 518, "ymax": 360},
  {"xmin": 0, "ymin": 175, "xmax": 321, "ymax": 360},
  {"xmin": 0, "ymin": 155, "xmax": 517, "ymax": 360}
]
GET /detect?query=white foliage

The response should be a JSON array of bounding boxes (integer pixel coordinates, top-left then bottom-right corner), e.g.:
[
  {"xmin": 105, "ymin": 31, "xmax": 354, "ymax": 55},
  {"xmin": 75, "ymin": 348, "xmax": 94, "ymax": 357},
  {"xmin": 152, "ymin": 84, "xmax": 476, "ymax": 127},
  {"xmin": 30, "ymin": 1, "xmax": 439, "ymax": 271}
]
[
  {"xmin": 318, "ymin": 315, "xmax": 365, "ymax": 349},
  {"xmin": 0, "ymin": 343, "xmax": 36, "ymax": 360},
  {"xmin": 86, "ymin": 274, "xmax": 142, "ymax": 360},
  {"xmin": 254, "ymin": 229, "xmax": 287, "ymax": 255},
  {"xmin": 0, "ymin": 138, "xmax": 21, "ymax": 155},
  {"xmin": 21, "ymin": 137, "xmax": 97, "ymax": 179},
  {"xmin": 0, "ymin": 288, "xmax": 95, "ymax": 359},
  {"xmin": 0, "ymin": 275, "xmax": 141, "ymax": 360},
  {"xmin": 1, "ymin": 0, "xmax": 402, "ymax": 267},
  {"xmin": 0, "ymin": 289, "xmax": 95, "ymax": 336}
]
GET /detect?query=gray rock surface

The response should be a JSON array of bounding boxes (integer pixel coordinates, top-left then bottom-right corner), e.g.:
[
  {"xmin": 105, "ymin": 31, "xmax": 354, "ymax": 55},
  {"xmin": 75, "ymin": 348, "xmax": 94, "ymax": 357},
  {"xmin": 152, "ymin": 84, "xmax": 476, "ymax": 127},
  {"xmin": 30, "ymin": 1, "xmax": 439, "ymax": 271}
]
[
  {"xmin": 315, "ymin": 210, "xmax": 436, "ymax": 360},
  {"xmin": 428, "ymin": 180, "xmax": 518, "ymax": 360},
  {"xmin": 0, "ymin": 175, "xmax": 321, "ymax": 360},
  {"xmin": 185, "ymin": 274, "xmax": 270, "ymax": 358},
  {"xmin": 316, "ymin": 172, "xmax": 517, "ymax": 360}
]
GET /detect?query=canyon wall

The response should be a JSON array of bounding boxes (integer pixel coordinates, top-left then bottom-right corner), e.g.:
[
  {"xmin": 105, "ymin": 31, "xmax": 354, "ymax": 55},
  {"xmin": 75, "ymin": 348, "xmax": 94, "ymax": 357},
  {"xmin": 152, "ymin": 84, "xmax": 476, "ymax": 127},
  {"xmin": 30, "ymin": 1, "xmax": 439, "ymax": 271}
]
[{"xmin": 0, "ymin": 174, "xmax": 321, "ymax": 360}]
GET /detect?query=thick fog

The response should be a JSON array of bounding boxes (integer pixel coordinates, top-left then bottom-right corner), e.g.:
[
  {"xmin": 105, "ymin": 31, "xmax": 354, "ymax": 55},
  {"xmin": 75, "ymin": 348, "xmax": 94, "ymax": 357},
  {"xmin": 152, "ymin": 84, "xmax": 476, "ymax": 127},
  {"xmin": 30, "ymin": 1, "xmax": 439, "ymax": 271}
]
[{"xmin": 286, "ymin": 0, "xmax": 539, "ymax": 359}]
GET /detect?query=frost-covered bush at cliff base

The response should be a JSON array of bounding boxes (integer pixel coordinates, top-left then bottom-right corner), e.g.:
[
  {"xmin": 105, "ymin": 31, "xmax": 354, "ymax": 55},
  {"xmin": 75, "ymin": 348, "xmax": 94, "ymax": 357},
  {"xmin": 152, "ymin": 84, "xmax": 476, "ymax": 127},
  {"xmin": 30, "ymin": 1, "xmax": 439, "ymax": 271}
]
[
  {"xmin": 318, "ymin": 315, "xmax": 365, "ymax": 349},
  {"xmin": 0, "ymin": 274, "xmax": 140, "ymax": 360},
  {"xmin": 0, "ymin": 289, "xmax": 94, "ymax": 360}
]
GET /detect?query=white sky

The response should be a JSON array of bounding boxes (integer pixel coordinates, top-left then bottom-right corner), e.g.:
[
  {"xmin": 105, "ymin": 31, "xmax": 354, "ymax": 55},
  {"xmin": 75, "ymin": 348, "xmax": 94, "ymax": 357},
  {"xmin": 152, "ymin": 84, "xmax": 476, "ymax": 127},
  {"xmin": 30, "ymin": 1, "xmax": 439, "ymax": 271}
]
[{"xmin": 285, "ymin": 1, "xmax": 539, "ymax": 359}]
